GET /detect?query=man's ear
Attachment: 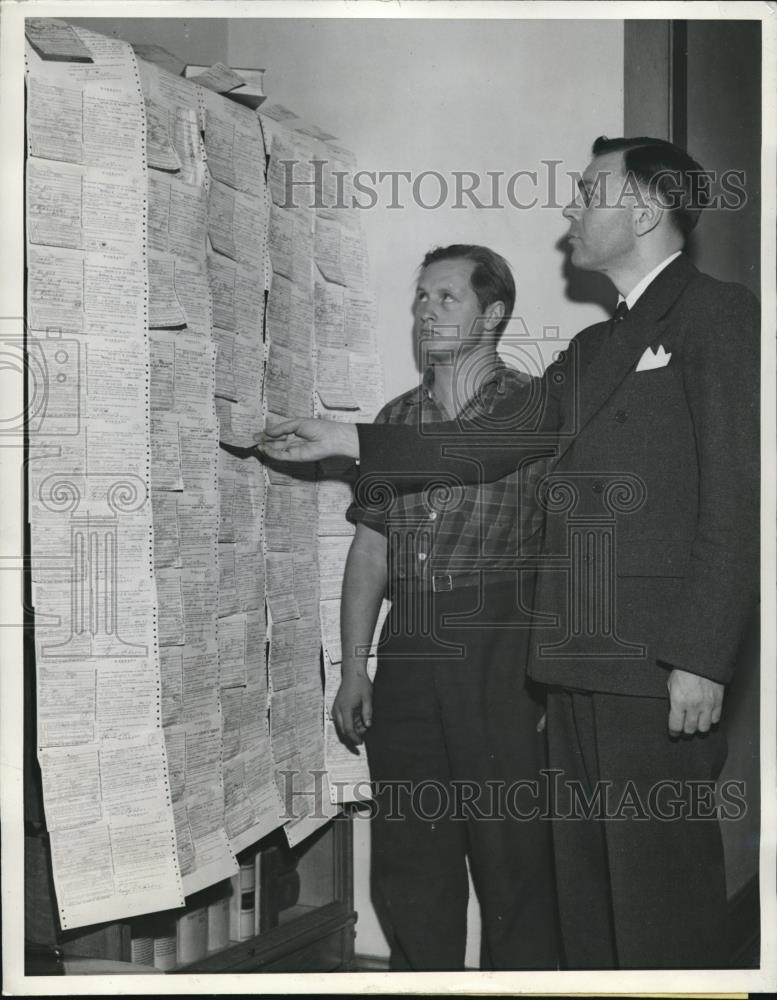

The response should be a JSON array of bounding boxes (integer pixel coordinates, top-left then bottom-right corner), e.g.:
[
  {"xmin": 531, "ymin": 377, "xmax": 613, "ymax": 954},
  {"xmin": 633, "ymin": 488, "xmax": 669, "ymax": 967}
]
[
  {"xmin": 634, "ymin": 194, "xmax": 663, "ymax": 237},
  {"xmin": 483, "ymin": 300, "xmax": 505, "ymax": 331}
]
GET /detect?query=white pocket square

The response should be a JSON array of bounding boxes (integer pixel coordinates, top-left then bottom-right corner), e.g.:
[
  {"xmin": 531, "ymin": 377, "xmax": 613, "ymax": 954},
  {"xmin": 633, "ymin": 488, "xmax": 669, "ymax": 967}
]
[{"xmin": 636, "ymin": 345, "xmax": 672, "ymax": 372}]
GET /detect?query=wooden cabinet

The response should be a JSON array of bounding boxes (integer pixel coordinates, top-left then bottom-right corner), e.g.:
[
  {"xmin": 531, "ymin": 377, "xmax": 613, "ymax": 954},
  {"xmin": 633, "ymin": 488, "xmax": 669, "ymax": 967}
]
[
  {"xmin": 175, "ymin": 816, "xmax": 355, "ymax": 974},
  {"xmin": 25, "ymin": 813, "xmax": 355, "ymax": 975}
]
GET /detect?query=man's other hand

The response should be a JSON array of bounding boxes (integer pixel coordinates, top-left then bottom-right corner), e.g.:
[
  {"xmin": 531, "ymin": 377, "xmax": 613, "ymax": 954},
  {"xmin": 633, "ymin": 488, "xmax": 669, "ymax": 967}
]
[
  {"xmin": 255, "ymin": 417, "xmax": 359, "ymax": 463},
  {"xmin": 667, "ymin": 668, "xmax": 725, "ymax": 736},
  {"xmin": 332, "ymin": 674, "xmax": 373, "ymax": 752}
]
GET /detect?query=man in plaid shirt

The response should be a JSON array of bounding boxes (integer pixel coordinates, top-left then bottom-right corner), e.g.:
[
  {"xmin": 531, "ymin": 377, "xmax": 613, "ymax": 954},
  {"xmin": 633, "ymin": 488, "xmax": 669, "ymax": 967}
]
[{"xmin": 332, "ymin": 245, "xmax": 557, "ymax": 970}]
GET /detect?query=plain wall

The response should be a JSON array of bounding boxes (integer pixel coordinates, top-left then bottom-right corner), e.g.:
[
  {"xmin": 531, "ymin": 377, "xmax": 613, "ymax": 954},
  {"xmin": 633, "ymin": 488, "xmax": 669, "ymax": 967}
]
[
  {"xmin": 228, "ymin": 17, "xmax": 624, "ymax": 401},
  {"xmin": 227, "ymin": 15, "xmax": 624, "ymax": 961}
]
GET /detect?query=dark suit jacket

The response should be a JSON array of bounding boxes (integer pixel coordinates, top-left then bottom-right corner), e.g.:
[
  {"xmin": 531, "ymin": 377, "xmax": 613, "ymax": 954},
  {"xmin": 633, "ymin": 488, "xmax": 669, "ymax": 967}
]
[{"xmin": 356, "ymin": 256, "xmax": 760, "ymax": 696}]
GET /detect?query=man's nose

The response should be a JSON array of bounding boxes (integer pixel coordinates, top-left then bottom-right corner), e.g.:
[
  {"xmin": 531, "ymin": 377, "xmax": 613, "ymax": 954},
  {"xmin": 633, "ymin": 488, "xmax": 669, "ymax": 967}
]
[{"xmin": 562, "ymin": 200, "xmax": 579, "ymax": 222}]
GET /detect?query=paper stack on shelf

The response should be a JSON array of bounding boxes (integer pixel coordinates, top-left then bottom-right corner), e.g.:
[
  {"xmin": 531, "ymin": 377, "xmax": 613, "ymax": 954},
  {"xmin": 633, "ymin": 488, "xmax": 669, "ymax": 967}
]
[
  {"xmin": 176, "ymin": 903, "xmax": 209, "ymax": 965},
  {"xmin": 185, "ymin": 63, "xmax": 266, "ymax": 108},
  {"xmin": 229, "ymin": 852, "xmax": 257, "ymax": 942}
]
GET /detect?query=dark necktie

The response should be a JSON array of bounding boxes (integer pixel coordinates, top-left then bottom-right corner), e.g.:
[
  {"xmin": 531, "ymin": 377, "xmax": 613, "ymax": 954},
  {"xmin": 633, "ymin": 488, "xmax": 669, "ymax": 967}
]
[
  {"xmin": 609, "ymin": 299, "xmax": 629, "ymax": 335},
  {"xmin": 588, "ymin": 300, "xmax": 630, "ymax": 368}
]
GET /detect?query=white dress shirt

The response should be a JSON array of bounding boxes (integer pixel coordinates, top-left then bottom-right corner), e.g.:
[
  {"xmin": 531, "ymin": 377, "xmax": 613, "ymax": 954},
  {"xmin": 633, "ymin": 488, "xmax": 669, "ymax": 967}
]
[{"xmin": 620, "ymin": 251, "xmax": 683, "ymax": 310}]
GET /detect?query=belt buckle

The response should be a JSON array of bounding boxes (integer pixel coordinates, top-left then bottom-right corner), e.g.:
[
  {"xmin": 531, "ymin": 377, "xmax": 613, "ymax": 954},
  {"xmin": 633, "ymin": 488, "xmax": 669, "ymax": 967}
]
[{"xmin": 432, "ymin": 573, "xmax": 453, "ymax": 592}]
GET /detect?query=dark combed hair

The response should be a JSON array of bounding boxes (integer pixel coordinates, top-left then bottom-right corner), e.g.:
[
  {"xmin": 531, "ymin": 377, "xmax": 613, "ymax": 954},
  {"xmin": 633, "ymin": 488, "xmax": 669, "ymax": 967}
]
[
  {"xmin": 592, "ymin": 135, "xmax": 710, "ymax": 236},
  {"xmin": 420, "ymin": 244, "xmax": 516, "ymax": 335}
]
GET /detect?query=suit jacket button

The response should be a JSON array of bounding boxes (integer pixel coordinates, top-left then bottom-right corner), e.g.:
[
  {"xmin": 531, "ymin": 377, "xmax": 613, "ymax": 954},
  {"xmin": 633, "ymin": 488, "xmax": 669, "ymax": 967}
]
[
  {"xmin": 615, "ymin": 410, "xmax": 628, "ymax": 423},
  {"xmin": 592, "ymin": 480, "xmax": 604, "ymax": 493}
]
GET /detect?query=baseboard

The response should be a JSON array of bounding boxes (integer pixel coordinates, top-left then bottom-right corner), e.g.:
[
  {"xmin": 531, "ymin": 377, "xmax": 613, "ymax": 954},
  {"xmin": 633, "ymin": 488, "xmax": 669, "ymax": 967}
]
[
  {"xmin": 351, "ymin": 953, "xmax": 390, "ymax": 971},
  {"xmin": 352, "ymin": 954, "xmax": 479, "ymax": 972}
]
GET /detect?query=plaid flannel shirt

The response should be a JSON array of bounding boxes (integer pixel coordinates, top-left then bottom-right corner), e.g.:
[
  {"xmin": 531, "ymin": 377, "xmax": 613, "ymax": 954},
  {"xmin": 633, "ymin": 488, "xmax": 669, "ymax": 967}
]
[{"xmin": 346, "ymin": 362, "xmax": 548, "ymax": 589}]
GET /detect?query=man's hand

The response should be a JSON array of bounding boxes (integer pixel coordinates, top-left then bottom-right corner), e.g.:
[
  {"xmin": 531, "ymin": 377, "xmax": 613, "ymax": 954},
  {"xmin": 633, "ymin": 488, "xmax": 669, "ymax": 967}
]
[
  {"xmin": 255, "ymin": 418, "xmax": 359, "ymax": 463},
  {"xmin": 667, "ymin": 668, "xmax": 725, "ymax": 736},
  {"xmin": 331, "ymin": 673, "xmax": 373, "ymax": 751}
]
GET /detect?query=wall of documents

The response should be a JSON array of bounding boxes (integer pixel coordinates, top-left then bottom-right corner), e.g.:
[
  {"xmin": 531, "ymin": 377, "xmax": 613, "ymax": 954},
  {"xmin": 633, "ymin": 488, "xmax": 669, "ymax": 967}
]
[
  {"xmin": 25, "ymin": 18, "xmax": 385, "ymax": 930},
  {"xmin": 258, "ymin": 102, "xmax": 386, "ymax": 843},
  {"xmin": 25, "ymin": 21, "xmax": 186, "ymax": 931}
]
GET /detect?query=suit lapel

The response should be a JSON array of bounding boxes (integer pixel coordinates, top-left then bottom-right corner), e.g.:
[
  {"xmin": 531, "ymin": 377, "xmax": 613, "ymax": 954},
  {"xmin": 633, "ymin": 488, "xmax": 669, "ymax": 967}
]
[{"xmin": 555, "ymin": 254, "xmax": 697, "ymax": 463}]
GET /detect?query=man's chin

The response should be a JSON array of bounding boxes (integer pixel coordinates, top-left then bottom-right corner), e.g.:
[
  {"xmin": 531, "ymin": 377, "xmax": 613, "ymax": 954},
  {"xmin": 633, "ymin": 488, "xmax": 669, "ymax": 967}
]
[{"xmin": 426, "ymin": 344, "xmax": 459, "ymax": 363}]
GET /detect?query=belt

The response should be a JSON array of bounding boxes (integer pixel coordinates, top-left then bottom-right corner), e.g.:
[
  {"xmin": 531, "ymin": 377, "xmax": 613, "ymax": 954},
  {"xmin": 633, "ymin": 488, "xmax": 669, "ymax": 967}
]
[{"xmin": 390, "ymin": 569, "xmax": 517, "ymax": 594}]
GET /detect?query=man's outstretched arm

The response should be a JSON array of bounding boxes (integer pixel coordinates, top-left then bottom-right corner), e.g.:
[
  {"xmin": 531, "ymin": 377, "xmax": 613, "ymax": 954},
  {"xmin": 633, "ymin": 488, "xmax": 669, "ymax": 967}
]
[
  {"xmin": 258, "ymin": 417, "xmax": 361, "ymax": 463},
  {"xmin": 258, "ymin": 368, "xmax": 561, "ymax": 488}
]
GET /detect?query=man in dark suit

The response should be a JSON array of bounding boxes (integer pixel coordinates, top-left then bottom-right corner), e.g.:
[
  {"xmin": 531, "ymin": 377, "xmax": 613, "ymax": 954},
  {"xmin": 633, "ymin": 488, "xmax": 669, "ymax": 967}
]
[
  {"xmin": 522, "ymin": 136, "xmax": 760, "ymax": 969},
  {"xmin": 258, "ymin": 136, "xmax": 760, "ymax": 968}
]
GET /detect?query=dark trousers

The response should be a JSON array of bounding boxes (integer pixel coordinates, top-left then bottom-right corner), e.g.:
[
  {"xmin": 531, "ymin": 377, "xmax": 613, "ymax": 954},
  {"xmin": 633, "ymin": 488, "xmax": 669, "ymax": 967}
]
[
  {"xmin": 365, "ymin": 580, "xmax": 558, "ymax": 971},
  {"xmin": 546, "ymin": 688, "xmax": 730, "ymax": 969}
]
